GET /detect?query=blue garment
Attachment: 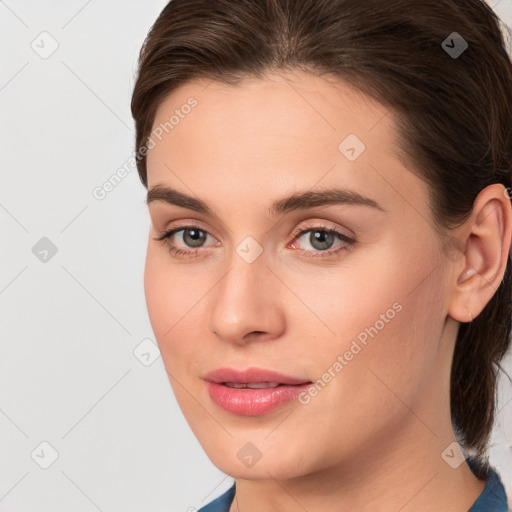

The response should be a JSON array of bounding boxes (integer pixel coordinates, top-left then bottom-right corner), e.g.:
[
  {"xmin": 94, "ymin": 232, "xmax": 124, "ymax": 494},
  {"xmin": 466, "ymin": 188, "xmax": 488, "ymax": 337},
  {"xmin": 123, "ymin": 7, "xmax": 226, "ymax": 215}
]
[{"xmin": 197, "ymin": 458, "xmax": 510, "ymax": 511}]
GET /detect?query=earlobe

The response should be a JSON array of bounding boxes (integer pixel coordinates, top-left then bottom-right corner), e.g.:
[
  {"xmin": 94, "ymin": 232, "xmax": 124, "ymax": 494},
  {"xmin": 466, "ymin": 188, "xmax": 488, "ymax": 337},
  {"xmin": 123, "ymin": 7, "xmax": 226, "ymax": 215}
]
[{"xmin": 448, "ymin": 184, "xmax": 512, "ymax": 323}]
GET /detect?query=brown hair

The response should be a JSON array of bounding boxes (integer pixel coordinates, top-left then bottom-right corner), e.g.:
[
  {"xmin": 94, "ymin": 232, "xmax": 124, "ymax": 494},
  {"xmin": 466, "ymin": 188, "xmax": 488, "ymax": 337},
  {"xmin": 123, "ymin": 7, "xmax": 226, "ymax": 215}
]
[{"xmin": 131, "ymin": 0, "xmax": 512, "ymax": 474}]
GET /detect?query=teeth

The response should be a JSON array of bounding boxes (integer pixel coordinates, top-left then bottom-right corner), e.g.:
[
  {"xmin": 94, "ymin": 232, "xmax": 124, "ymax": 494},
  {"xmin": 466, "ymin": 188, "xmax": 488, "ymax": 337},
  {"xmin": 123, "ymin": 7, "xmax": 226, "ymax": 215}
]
[{"xmin": 224, "ymin": 382, "xmax": 281, "ymax": 389}]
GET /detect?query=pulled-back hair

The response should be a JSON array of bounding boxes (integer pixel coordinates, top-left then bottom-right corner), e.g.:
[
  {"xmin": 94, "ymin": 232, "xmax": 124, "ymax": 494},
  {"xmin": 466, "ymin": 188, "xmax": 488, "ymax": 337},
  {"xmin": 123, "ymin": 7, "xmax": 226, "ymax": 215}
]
[{"xmin": 131, "ymin": 0, "xmax": 512, "ymax": 473}]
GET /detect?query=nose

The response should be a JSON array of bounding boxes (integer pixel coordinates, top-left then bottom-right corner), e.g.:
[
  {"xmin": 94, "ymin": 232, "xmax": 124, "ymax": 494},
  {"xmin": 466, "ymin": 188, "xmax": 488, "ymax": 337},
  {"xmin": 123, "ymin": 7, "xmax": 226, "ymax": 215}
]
[{"xmin": 207, "ymin": 249, "xmax": 286, "ymax": 345}]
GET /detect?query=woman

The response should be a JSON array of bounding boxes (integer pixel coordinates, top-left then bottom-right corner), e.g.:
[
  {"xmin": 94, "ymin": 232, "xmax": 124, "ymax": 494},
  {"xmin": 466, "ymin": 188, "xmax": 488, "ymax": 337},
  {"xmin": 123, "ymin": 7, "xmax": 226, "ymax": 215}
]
[{"xmin": 130, "ymin": 0, "xmax": 512, "ymax": 510}]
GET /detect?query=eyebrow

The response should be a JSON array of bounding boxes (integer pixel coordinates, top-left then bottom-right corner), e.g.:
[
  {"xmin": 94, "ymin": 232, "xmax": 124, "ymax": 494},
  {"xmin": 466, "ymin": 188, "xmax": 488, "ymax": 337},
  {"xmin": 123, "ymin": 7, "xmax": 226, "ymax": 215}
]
[{"xmin": 146, "ymin": 184, "xmax": 385, "ymax": 216}]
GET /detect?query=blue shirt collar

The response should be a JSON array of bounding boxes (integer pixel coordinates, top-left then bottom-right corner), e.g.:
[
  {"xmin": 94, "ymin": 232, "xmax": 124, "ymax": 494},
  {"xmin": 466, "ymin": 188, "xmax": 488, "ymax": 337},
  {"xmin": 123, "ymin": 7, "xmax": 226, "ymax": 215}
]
[{"xmin": 467, "ymin": 457, "xmax": 510, "ymax": 511}]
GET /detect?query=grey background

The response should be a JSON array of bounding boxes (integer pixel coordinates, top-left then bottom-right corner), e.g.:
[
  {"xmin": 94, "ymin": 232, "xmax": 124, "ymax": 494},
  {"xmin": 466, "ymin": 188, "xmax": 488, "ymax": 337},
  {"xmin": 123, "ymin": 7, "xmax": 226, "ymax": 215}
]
[{"xmin": 1, "ymin": 1, "xmax": 511, "ymax": 510}]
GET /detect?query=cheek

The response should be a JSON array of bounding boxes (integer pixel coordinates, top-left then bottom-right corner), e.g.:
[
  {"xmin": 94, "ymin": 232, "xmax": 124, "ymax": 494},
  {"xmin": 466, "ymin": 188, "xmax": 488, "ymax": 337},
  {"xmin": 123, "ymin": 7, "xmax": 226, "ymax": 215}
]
[
  {"xmin": 143, "ymin": 248, "xmax": 200, "ymax": 363},
  {"xmin": 340, "ymin": 258, "xmax": 445, "ymax": 412},
  {"xmin": 297, "ymin": 242, "xmax": 445, "ymax": 396},
  {"xmin": 281, "ymin": 258, "xmax": 445, "ymax": 460},
  {"xmin": 144, "ymin": 248, "xmax": 172, "ymax": 340},
  {"xmin": 144, "ymin": 249, "xmax": 210, "ymax": 424}
]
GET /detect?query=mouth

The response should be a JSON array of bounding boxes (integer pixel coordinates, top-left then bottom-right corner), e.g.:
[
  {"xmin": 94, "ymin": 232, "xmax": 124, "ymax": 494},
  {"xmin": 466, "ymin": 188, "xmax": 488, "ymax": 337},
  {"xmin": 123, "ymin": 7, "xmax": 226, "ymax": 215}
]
[{"xmin": 204, "ymin": 367, "xmax": 313, "ymax": 415}]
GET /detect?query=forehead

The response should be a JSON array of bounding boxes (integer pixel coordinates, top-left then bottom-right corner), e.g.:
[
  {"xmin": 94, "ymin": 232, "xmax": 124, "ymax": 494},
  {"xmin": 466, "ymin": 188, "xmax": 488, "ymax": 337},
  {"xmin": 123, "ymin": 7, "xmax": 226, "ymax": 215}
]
[
  {"xmin": 149, "ymin": 71, "xmax": 396, "ymax": 154},
  {"xmin": 145, "ymin": 71, "xmax": 429, "ymax": 222}
]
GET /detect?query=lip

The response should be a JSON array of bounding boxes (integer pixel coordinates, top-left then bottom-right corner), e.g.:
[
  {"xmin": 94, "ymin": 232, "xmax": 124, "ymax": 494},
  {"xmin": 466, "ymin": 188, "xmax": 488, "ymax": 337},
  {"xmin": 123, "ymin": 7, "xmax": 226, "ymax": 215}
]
[
  {"xmin": 204, "ymin": 367, "xmax": 311, "ymax": 385},
  {"xmin": 204, "ymin": 367, "xmax": 313, "ymax": 416}
]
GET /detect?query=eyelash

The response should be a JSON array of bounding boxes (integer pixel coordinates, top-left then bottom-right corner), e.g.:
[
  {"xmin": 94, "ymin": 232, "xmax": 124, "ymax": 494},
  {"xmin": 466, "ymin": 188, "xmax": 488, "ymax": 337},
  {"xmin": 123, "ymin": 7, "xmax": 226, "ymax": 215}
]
[{"xmin": 153, "ymin": 224, "xmax": 356, "ymax": 260}]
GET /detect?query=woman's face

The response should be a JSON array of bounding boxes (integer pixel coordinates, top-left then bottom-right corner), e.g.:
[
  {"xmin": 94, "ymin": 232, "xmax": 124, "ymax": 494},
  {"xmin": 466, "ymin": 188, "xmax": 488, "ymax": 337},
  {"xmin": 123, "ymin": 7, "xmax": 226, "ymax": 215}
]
[{"xmin": 144, "ymin": 70, "xmax": 456, "ymax": 478}]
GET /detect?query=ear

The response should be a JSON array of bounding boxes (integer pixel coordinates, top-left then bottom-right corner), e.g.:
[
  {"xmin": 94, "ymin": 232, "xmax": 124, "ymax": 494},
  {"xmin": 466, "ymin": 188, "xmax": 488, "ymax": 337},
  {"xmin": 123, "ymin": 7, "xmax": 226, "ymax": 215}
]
[{"xmin": 447, "ymin": 183, "xmax": 512, "ymax": 323}]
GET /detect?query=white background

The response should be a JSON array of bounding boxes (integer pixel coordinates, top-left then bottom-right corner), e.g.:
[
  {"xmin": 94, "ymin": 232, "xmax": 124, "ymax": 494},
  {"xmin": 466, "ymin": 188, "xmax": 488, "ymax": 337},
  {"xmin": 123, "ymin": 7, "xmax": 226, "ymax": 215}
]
[{"xmin": 1, "ymin": 1, "xmax": 511, "ymax": 510}]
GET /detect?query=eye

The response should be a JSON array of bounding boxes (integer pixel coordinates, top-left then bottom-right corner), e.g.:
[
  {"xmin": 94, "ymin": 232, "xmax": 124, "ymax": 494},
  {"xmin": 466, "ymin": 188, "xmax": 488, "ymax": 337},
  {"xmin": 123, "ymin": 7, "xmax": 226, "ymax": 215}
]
[
  {"xmin": 289, "ymin": 225, "xmax": 355, "ymax": 258},
  {"xmin": 154, "ymin": 225, "xmax": 217, "ymax": 258},
  {"xmin": 153, "ymin": 223, "xmax": 356, "ymax": 260}
]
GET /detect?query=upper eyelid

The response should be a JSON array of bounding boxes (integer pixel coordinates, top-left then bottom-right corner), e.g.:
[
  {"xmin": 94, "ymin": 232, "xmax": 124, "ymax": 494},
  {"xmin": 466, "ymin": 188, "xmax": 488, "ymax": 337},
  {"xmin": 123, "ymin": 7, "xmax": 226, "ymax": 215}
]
[
  {"xmin": 159, "ymin": 223, "xmax": 353, "ymax": 247},
  {"xmin": 160, "ymin": 217, "xmax": 351, "ymax": 236},
  {"xmin": 164, "ymin": 221, "xmax": 337, "ymax": 233},
  {"xmin": 291, "ymin": 221, "xmax": 354, "ymax": 238}
]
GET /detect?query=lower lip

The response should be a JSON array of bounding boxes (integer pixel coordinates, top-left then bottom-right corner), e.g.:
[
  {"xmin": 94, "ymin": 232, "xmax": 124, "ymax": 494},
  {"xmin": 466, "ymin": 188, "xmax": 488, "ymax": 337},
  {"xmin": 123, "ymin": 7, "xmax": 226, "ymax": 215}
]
[{"xmin": 205, "ymin": 381, "xmax": 312, "ymax": 415}]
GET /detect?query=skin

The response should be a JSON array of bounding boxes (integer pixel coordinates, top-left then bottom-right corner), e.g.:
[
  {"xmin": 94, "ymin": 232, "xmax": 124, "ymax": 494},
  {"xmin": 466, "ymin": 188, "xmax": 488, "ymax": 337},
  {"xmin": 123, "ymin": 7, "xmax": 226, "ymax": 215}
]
[{"xmin": 143, "ymin": 70, "xmax": 512, "ymax": 512}]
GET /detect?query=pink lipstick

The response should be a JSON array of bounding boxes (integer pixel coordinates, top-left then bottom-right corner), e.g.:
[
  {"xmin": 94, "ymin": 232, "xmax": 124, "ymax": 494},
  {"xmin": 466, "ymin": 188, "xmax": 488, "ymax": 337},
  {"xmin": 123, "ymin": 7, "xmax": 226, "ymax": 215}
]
[{"xmin": 204, "ymin": 367, "xmax": 312, "ymax": 415}]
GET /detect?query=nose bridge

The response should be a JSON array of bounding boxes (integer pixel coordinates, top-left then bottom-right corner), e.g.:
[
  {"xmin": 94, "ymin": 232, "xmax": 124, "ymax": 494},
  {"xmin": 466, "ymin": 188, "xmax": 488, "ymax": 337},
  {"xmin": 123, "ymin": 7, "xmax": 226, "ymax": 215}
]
[
  {"xmin": 208, "ymin": 243, "xmax": 283, "ymax": 342},
  {"xmin": 221, "ymin": 233, "xmax": 269, "ymax": 301}
]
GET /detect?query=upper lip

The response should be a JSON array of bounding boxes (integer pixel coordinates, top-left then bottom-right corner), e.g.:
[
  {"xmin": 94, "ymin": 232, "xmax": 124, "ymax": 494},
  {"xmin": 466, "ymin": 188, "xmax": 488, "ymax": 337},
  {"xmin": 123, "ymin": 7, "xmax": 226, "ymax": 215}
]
[{"xmin": 204, "ymin": 367, "xmax": 311, "ymax": 385}]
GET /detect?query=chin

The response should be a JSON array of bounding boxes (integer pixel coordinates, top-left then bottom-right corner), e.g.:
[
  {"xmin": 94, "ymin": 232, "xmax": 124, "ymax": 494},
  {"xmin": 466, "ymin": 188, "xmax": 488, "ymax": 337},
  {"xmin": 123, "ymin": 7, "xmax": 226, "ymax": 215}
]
[{"xmin": 202, "ymin": 440, "xmax": 313, "ymax": 481}]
